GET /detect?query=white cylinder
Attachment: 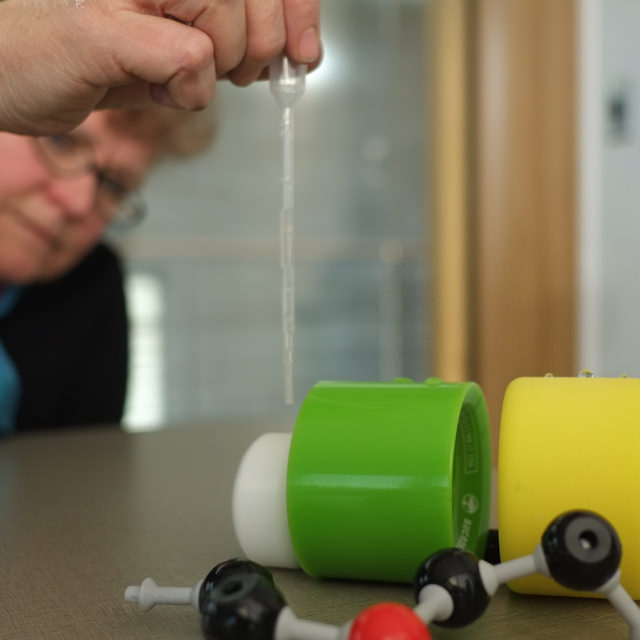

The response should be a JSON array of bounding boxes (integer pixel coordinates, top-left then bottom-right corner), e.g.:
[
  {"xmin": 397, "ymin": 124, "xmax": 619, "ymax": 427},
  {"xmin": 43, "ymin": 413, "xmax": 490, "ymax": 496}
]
[{"xmin": 232, "ymin": 432, "xmax": 299, "ymax": 568}]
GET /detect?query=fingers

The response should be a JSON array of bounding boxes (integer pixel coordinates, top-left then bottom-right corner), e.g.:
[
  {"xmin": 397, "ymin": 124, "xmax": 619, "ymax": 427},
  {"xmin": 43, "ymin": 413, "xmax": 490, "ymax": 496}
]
[
  {"xmin": 104, "ymin": 0, "xmax": 321, "ymax": 102},
  {"xmin": 282, "ymin": 0, "xmax": 321, "ymax": 65},
  {"xmin": 0, "ymin": 0, "xmax": 321, "ymax": 136},
  {"xmin": 226, "ymin": 0, "xmax": 286, "ymax": 86},
  {"xmin": 104, "ymin": 12, "xmax": 216, "ymax": 110},
  {"xmin": 96, "ymin": 84, "xmax": 155, "ymax": 111},
  {"xmin": 179, "ymin": 0, "xmax": 249, "ymax": 78},
  {"xmin": 226, "ymin": 0, "xmax": 321, "ymax": 87}
]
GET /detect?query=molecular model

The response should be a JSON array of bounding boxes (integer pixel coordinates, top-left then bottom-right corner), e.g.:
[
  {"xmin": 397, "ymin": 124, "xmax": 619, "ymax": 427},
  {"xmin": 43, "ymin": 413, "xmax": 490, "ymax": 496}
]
[{"xmin": 125, "ymin": 510, "xmax": 640, "ymax": 640}]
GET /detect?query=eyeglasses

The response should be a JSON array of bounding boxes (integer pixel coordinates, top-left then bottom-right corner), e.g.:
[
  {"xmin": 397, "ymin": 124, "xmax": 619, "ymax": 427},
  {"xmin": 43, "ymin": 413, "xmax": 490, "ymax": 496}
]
[{"xmin": 33, "ymin": 133, "xmax": 146, "ymax": 228}]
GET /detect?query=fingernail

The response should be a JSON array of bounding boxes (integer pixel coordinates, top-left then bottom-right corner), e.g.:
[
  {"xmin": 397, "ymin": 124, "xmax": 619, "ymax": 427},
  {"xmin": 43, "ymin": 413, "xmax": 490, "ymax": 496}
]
[
  {"xmin": 298, "ymin": 26, "xmax": 320, "ymax": 63},
  {"xmin": 150, "ymin": 84, "xmax": 181, "ymax": 109}
]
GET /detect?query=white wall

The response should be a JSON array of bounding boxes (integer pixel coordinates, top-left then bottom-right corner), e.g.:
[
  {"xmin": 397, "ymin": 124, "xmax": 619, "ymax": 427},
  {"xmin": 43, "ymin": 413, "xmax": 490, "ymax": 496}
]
[{"xmin": 580, "ymin": 0, "xmax": 640, "ymax": 376}]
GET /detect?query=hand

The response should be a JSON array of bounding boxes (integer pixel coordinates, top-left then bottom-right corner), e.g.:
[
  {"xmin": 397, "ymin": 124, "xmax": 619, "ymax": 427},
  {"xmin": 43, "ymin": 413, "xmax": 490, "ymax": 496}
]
[{"xmin": 0, "ymin": 0, "xmax": 321, "ymax": 135}]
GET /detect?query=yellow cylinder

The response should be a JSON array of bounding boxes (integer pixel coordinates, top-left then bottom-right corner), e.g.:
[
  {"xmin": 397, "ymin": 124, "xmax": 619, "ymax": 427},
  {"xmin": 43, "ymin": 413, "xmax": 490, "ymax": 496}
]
[{"xmin": 498, "ymin": 375, "xmax": 640, "ymax": 597}]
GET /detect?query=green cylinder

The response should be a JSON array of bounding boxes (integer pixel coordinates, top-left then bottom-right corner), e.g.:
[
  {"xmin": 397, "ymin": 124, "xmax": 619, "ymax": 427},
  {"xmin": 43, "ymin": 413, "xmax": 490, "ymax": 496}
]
[{"xmin": 286, "ymin": 379, "xmax": 492, "ymax": 582}]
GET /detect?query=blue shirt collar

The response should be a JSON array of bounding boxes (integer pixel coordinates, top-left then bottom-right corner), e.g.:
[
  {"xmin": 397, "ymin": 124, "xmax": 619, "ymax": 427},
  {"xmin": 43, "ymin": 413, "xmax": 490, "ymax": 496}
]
[{"xmin": 0, "ymin": 286, "xmax": 22, "ymax": 318}]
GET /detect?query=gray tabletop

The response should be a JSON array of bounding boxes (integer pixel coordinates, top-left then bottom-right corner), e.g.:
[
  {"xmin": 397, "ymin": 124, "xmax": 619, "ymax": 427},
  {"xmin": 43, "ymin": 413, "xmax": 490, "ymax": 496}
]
[{"xmin": 0, "ymin": 424, "xmax": 629, "ymax": 639}]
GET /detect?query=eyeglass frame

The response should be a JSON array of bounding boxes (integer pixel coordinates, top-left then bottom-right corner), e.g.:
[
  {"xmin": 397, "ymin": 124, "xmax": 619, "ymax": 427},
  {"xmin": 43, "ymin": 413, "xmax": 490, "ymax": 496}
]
[{"xmin": 31, "ymin": 133, "xmax": 147, "ymax": 229}]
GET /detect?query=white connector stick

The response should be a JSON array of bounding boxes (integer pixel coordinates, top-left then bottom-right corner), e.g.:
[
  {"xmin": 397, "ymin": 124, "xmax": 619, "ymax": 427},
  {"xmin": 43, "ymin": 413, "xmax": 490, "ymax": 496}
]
[
  {"xmin": 275, "ymin": 607, "xmax": 341, "ymax": 640},
  {"xmin": 414, "ymin": 583, "xmax": 454, "ymax": 624},
  {"xmin": 269, "ymin": 55, "xmax": 306, "ymax": 405},
  {"xmin": 124, "ymin": 577, "xmax": 203, "ymax": 612},
  {"xmin": 478, "ymin": 553, "xmax": 539, "ymax": 597}
]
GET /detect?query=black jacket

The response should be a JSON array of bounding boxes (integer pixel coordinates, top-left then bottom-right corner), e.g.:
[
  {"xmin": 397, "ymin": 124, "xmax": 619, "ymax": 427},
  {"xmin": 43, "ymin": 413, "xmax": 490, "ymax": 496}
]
[{"xmin": 0, "ymin": 243, "xmax": 128, "ymax": 431}]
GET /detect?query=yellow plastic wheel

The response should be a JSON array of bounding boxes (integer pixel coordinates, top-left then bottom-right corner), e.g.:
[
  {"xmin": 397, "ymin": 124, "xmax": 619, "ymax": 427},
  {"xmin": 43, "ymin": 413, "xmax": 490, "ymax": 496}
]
[{"xmin": 498, "ymin": 375, "xmax": 640, "ymax": 597}]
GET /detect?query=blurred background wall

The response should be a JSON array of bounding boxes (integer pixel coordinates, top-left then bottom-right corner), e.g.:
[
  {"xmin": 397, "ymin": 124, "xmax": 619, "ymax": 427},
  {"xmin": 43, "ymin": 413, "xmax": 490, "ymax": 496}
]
[
  {"xmin": 112, "ymin": 0, "xmax": 430, "ymax": 430},
  {"xmin": 110, "ymin": 0, "xmax": 640, "ymax": 460},
  {"xmin": 590, "ymin": 0, "xmax": 640, "ymax": 377},
  {"xmin": 434, "ymin": 0, "xmax": 640, "ymax": 457}
]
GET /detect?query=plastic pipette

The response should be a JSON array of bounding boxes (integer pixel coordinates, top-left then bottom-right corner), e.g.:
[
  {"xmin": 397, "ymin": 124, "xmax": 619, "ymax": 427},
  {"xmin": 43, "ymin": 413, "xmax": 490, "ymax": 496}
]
[{"xmin": 270, "ymin": 56, "xmax": 306, "ymax": 405}]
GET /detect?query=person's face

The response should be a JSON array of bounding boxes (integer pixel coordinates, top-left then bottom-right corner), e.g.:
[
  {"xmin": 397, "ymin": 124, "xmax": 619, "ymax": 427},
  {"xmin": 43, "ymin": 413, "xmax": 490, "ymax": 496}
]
[{"xmin": 0, "ymin": 111, "xmax": 155, "ymax": 285}]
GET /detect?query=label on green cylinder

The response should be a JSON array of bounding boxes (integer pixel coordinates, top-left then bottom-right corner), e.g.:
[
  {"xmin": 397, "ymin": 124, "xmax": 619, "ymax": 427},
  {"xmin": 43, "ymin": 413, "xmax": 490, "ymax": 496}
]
[{"xmin": 452, "ymin": 404, "xmax": 486, "ymax": 552}]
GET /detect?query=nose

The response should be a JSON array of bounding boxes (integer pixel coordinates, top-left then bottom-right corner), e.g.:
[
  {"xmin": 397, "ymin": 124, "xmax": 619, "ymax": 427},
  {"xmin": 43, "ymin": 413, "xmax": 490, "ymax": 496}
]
[{"xmin": 44, "ymin": 173, "xmax": 98, "ymax": 220}]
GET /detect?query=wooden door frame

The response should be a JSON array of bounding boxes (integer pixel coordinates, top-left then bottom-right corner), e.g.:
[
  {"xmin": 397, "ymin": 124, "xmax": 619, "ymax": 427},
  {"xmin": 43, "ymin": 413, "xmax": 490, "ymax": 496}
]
[{"xmin": 428, "ymin": 0, "xmax": 577, "ymax": 460}]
